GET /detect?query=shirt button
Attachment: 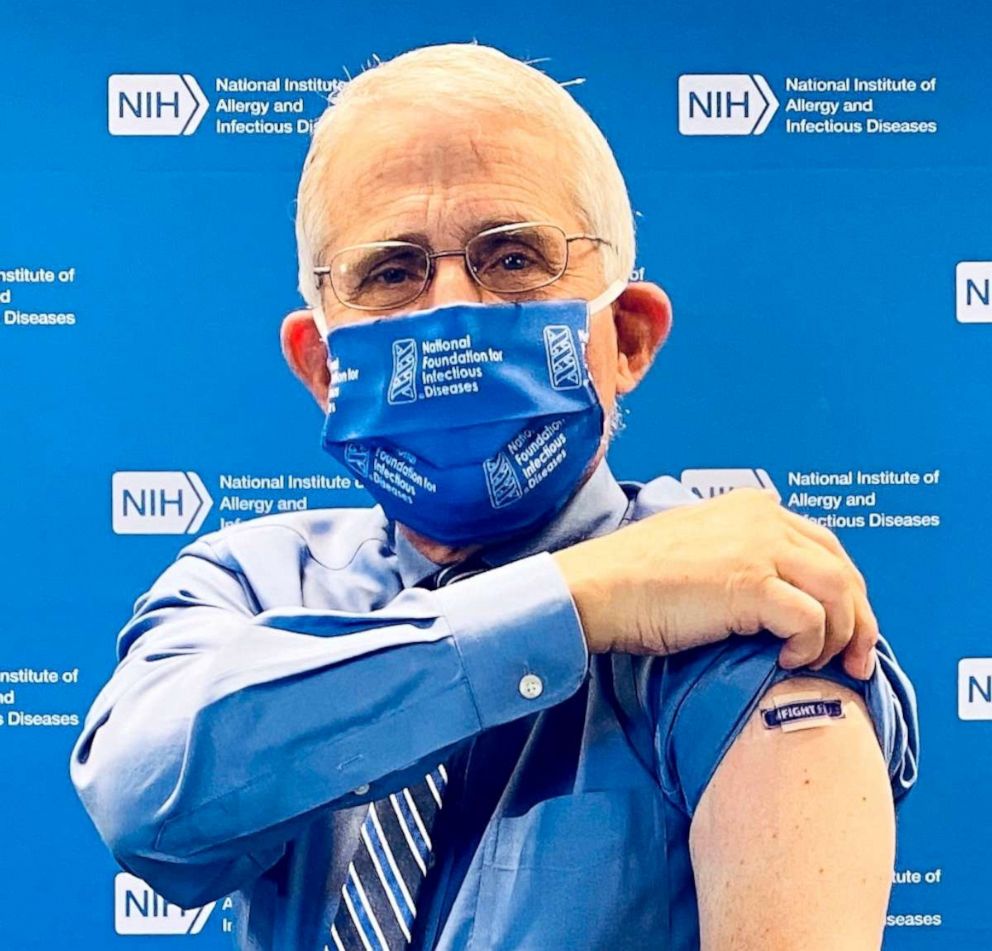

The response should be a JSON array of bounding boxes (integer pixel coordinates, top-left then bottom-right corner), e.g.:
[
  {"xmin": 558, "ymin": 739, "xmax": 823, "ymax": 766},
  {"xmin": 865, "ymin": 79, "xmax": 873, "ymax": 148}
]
[
  {"xmin": 518, "ymin": 673, "xmax": 544, "ymax": 700},
  {"xmin": 353, "ymin": 783, "xmax": 370, "ymax": 796}
]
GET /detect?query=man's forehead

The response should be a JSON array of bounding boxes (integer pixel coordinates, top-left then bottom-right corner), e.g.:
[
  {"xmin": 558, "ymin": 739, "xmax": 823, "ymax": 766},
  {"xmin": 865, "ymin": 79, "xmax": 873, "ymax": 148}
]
[{"xmin": 313, "ymin": 107, "xmax": 579, "ymax": 250}]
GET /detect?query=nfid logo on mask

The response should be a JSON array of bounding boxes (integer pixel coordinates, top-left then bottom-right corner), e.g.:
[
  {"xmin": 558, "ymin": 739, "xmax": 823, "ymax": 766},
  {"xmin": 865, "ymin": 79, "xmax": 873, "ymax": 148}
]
[
  {"xmin": 543, "ymin": 325, "xmax": 582, "ymax": 390},
  {"xmin": 344, "ymin": 444, "xmax": 371, "ymax": 478},
  {"xmin": 484, "ymin": 453, "xmax": 524, "ymax": 509},
  {"xmin": 388, "ymin": 339, "xmax": 419, "ymax": 404}
]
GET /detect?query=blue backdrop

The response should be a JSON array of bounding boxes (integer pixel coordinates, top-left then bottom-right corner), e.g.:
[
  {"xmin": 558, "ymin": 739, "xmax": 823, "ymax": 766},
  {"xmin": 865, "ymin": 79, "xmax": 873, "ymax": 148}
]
[{"xmin": 1, "ymin": 0, "xmax": 987, "ymax": 947}]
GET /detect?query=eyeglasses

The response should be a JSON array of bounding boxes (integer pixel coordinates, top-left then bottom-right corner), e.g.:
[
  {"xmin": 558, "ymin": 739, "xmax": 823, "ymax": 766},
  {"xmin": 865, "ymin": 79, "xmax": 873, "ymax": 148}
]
[{"xmin": 313, "ymin": 221, "xmax": 612, "ymax": 312}]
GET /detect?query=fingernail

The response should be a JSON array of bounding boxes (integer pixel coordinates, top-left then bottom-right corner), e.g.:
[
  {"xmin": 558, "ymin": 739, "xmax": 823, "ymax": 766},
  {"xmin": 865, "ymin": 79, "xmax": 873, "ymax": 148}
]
[{"xmin": 862, "ymin": 649, "xmax": 877, "ymax": 679}]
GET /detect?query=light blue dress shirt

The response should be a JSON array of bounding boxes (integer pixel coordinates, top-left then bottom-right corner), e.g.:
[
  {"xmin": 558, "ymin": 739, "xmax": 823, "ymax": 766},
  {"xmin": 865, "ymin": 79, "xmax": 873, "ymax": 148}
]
[{"xmin": 70, "ymin": 462, "xmax": 919, "ymax": 950}]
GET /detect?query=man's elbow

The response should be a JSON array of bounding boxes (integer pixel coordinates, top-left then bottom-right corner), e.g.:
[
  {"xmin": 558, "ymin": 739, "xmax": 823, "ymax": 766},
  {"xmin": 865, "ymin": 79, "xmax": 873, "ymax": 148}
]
[
  {"xmin": 71, "ymin": 744, "xmax": 175, "ymax": 869},
  {"xmin": 116, "ymin": 852, "xmax": 255, "ymax": 910},
  {"xmin": 71, "ymin": 721, "xmax": 283, "ymax": 910},
  {"xmin": 70, "ymin": 716, "xmax": 209, "ymax": 881},
  {"xmin": 71, "ymin": 755, "xmax": 256, "ymax": 909}
]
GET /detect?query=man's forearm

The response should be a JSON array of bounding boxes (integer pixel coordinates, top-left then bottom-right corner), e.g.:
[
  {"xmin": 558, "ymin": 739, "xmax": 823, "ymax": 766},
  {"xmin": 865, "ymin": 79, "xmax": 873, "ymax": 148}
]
[{"xmin": 70, "ymin": 542, "xmax": 587, "ymax": 902}]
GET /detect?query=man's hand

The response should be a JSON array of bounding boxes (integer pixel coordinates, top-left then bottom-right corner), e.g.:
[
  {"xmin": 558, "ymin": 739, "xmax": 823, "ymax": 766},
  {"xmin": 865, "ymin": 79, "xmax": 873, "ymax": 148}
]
[{"xmin": 552, "ymin": 487, "xmax": 879, "ymax": 679}]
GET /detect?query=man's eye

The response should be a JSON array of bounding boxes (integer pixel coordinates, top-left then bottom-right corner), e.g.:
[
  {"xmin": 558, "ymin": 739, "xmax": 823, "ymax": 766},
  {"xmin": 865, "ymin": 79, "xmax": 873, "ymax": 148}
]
[
  {"xmin": 476, "ymin": 244, "xmax": 542, "ymax": 274},
  {"xmin": 370, "ymin": 266, "xmax": 414, "ymax": 285},
  {"xmin": 499, "ymin": 252, "xmax": 533, "ymax": 271}
]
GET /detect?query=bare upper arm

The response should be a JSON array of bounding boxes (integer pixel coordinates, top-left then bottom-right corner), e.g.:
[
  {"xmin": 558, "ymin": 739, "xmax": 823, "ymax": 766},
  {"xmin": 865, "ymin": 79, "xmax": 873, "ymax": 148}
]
[{"xmin": 688, "ymin": 676, "xmax": 895, "ymax": 951}]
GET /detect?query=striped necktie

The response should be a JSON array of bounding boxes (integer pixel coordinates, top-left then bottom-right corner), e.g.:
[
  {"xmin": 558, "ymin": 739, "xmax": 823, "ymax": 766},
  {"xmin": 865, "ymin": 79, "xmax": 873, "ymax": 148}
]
[{"xmin": 329, "ymin": 554, "xmax": 489, "ymax": 951}]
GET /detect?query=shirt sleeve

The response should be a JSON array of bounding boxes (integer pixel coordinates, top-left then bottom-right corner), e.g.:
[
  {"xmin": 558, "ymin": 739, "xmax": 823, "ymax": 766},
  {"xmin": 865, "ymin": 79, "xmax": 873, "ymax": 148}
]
[
  {"xmin": 646, "ymin": 632, "xmax": 920, "ymax": 817},
  {"xmin": 69, "ymin": 532, "xmax": 588, "ymax": 906}
]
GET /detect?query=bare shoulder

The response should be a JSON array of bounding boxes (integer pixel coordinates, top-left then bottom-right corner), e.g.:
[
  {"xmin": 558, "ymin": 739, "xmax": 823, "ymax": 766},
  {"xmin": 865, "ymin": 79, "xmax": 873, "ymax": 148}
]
[{"xmin": 689, "ymin": 675, "xmax": 894, "ymax": 951}]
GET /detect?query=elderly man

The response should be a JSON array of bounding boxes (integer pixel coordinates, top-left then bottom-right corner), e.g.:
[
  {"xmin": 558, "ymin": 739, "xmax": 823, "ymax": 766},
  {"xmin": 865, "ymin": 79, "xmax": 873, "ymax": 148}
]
[{"xmin": 71, "ymin": 43, "xmax": 918, "ymax": 951}]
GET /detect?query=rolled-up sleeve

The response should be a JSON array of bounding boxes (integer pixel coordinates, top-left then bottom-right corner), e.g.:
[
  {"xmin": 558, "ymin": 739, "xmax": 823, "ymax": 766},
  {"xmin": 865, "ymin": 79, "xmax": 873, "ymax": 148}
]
[{"xmin": 646, "ymin": 632, "xmax": 920, "ymax": 817}]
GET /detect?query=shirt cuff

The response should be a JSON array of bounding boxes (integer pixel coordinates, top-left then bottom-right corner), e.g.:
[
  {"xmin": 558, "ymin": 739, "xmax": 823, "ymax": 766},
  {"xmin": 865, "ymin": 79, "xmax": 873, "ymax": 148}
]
[{"xmin": 433, "ymin": 551, "xmax": 590, "ymax": 730}]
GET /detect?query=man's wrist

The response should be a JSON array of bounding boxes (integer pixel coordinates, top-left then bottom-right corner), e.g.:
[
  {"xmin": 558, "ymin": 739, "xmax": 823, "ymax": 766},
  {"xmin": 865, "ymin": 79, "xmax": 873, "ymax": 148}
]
[
  {"xmin": 551, "ymin": 543, "xmax": 612, "ymax": 654},
  {"xmin": 433, "ymin": 552, "xmax": 590, "ymax": 727}
]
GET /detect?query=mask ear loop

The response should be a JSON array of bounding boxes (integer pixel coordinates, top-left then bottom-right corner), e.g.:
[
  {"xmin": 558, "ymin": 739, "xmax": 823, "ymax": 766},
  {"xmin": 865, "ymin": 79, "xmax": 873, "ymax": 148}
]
[
  {"xmin": 312, "ymin": 304, "xmax": 329, "ymax": 339},
  {"xmin": 309, "ymin": 306, "xmax": 337, "ymax": 406},
  {"xmin": 585, "ymin": 278, "xmax": 628, "ymax": 321},
  {"xmin": 578, "ymin": 278, "xmax": 626, "ymax": 449},
  {"xmin": 580, "ymin": 277, "xmax": 627, "ymax": 402}
]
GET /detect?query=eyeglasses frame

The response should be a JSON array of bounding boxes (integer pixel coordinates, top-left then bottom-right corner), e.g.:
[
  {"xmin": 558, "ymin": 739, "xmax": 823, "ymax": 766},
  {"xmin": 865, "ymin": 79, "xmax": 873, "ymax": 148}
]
[{"xmin": 312, "ymin": 220, "xmax": 614, "ymax": 312}]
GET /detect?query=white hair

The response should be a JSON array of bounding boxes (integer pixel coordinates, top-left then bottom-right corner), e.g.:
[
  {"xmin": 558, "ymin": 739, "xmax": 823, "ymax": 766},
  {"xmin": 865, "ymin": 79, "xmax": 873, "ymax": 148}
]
[{"xmin": 294, "ymin": 42, "xmax": 636, "ymax": 316}]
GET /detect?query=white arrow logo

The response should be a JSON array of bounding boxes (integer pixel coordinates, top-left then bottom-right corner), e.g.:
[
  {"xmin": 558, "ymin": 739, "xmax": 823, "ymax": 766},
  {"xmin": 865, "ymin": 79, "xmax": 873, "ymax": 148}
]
[
  {"xmin": 112, "ymin": 471, "xmax": 213, "ymax": 534},
  {"xmin": 678, "ymin": 74, "xmax": 779, "ymax": 136},
  {"xmin": 114, "ymin": 873, "xmax": 216, "ymax": 934},
  {"xmin": 680, "ymin": 468, "xmax": 779, "ymax": 500},
  {"xmin": 108, "ymin": 74, "xmax": 209, "ymax": 136}
]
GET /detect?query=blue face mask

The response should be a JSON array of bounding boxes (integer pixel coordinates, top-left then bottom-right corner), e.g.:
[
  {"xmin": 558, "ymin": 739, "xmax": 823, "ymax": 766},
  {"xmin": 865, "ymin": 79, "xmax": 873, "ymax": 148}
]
[{"xmin": 317, "ymin": 278, "xmax": 627, "ymax": 546}]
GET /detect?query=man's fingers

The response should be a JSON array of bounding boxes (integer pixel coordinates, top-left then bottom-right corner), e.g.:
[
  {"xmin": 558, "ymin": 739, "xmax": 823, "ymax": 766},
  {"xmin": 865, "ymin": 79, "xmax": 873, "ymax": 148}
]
[
  {"xmin": 751, "ymin": 576, "xmax": 826, "ymax": 668},
  {"xmin": 778, "ymin": 505, "xmax": 868, "ymax": 596},
  {"xmin": 775, "ymin": 542, "xmax": 857, "ymax": 669},
  {"xmin": 807, "ymin": 587, "xmax": 857, "ymax": 672},
  {"xmin": 840, "ymin": 600, "xmax": 879, "ymax": 680},
  {"xmin": 776, "ymin": 508, "xmax": 880, "ymax": 678}
]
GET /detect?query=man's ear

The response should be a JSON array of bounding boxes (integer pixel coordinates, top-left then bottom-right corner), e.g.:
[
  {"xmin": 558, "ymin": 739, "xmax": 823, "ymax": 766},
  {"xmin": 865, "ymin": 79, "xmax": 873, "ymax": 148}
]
[
  {"xmin": 280, "ymin": 309, "xmax": 330, "ymax": 411},
  {"xmin": 613, "ymin": 282, "xmax": 673, "ymax": 395}
]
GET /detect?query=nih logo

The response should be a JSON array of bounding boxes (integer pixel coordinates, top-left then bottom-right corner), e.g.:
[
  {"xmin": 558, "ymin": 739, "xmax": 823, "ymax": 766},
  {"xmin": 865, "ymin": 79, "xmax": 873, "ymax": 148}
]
[
  {"xmin": 388, "ymin": 339, "xmax": 418, "ymax": 404},
  {"xmin": 114, "ymin": 872, "xmax": 215, "ymax": 935},
  {"xmin": 108, "ymin": 74, "xmax": 209, "ymax": 136},
  {"xmin": 678, "ymin": 74, "xmax": 779, "ymax": 136},
  {"xmin": 959, "ymin": 658, "xmax": 992, "ymax": 720},
  {"xmin": 956, "ymin": 262, "xmax": 992, "ymax": 323},
  {"xmin": 680, "ymin": 467, "xmax": 779, "ymax": 501},
  {"xmin": 112, "ymin": 471, "xmax": 213, "ymax": 534},
  {"xmin": 543, "ymin": 325, "xmax": 582, "ymax": 390}
]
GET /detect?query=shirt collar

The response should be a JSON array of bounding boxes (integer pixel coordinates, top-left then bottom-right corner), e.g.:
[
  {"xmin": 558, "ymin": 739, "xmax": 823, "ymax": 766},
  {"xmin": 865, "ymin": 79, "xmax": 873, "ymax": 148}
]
[{"xmin": 391, "ymin": 459, "xmax": 634, "ymax": 588}]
